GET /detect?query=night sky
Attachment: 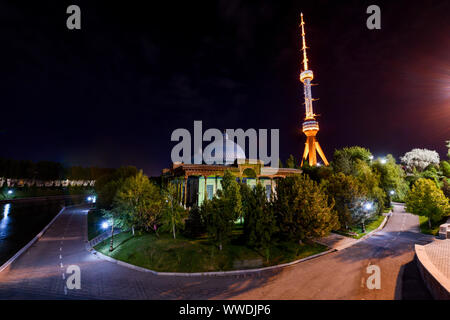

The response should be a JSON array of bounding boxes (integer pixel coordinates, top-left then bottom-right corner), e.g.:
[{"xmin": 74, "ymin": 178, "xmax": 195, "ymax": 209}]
[{"xmin": 1, "ymin": 0, "xmax": 449, "ymax": 176}]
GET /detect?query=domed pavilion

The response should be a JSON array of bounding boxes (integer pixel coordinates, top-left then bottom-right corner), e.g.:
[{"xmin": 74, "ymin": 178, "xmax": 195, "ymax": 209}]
[{"xmin": 162, "ymin": 134, "xmax": 301, "ymax": 207}]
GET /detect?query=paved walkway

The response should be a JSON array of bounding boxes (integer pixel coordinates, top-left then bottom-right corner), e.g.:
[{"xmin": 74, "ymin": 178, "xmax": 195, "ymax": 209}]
[
  {"xmin": 316, "ymin": 233, "xmax": 358, "ymax": 251},
  {"xmin": 422, "ymin": 239, "xmax": 450, "ymax": 280},
  {"xmin": 0, "ymin": 203, "xmax": 435, "ymax": 299}
]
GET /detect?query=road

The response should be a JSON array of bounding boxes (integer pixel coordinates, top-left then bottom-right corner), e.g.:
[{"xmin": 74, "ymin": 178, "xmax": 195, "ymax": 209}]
[{"xmin": 0, "ymin": 203, "xmax": 434, "ymax": 299}]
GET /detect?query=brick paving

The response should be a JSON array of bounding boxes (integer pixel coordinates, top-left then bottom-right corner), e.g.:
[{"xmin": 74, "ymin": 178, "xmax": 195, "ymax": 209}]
[
  {"xmin": 423, "ymin": 239, "xmax": 450, "ymax": 280},
  {"xmin": 0, "ymin": 203, "xmax": 436, "ymax": 299}
]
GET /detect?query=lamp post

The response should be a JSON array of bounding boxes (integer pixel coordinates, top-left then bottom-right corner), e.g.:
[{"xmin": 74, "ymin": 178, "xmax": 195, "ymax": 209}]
[{"xmin": 109, "ymin": 219, "xmax": 114, "ymax": 252}]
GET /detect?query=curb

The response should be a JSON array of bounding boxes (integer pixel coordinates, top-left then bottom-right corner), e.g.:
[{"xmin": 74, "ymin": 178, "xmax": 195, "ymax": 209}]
[
  {"xmin": 414, "ymin": 243, "xmax": 450, "ymax": 300},
  {"xmin": 88, "ymin": 246, "xmax": 337, "ymax": 277},
  {"xmin": 334, "ymin": 212, "xmax": 391, "ymax": 251},
  {"xmin": 0, "ymin": 206, "xmax": 67, "ymax": 273},
  {"xmin": 86, "ymin": 210, "xmax": 392, "ymax": 277}
]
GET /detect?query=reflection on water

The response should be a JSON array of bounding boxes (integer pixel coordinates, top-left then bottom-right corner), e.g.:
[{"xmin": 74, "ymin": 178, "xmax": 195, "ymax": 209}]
[{"xmin": 0, "ymin": 199, "xmax": 80, "ymax": 265}]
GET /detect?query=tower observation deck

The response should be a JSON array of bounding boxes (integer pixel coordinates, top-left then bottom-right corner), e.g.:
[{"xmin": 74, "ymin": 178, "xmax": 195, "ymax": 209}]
[{"xmin": 299, "ymin": 13, "xmax": 329, "ymax": 166}]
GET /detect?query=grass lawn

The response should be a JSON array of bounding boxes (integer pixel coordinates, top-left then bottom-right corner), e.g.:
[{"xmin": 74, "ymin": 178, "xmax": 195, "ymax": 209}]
[
  {"xmin": 94, "ymin": 230, "xmax": 328, "ymax": 273},
  {"xmin": 335, "ymin": 214, "xmax": 386, "ymax": 239},
  {"xmin": 418, "ymin": 216, "xmax": 448, "ymax": 236},
  {"xmin": 87, "ymin": 209, "xmax": 105, "ymax": 240}
]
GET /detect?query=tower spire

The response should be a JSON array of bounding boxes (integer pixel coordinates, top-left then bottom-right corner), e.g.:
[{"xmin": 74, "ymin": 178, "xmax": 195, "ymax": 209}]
[
  {"xmin": 298, "ymin": 13, "xmax": 329, "ymax": 167},
  {"xmin": 300, "ymin": 13, "xmax": 308, "ymax": 71}
]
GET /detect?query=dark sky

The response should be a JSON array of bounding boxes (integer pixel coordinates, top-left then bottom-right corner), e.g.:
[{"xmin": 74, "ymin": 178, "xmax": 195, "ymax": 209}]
[{"xmin": 1, "ymin": 0, "xmax": 449, "ymax": 176}]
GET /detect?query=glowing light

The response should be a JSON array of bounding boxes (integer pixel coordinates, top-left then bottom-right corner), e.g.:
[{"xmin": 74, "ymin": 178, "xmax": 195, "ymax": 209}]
[
  {"xmin": 390, "ymin": 190, "xmax": 395, "ymax": 196},
  {"xmin": 101, "ymin": 222, "xmax": 109, "ymax": 229},
  {"xmin": 7, "ymin": 190, "xmax": 13, "ymax": 195},
  {"xmin": 87, "ymin": 196, "xmax": 92, "ymax": 201},
  {"xmin": 369, "ymin": 155, "xmax": 374, "ymax": 160},
  {"xmin": 380, "ymin": 158, "xmax": 387, "ymax": 164},
  {"xmin": 3, "ymin": 204, "xmax": 10, "ymax": 217},
  {"xmin": 364, "ymin": 202, "xmax": 373, "ymax": 211}
]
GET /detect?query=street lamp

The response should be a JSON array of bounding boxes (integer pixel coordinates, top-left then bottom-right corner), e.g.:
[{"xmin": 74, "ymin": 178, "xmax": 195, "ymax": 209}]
[
  {"xmin": 362, "ymin": 201, "xmax": 373, "ymax": 233},
  {"xmin": 380, "ymin": 158, "xmax": 387, "ymax": 164},
  {"xmin": 101, "ymin": 221, "xmax": 109, "ymax": 229},
  {"xmin": 389, "ymin": 190, "xmax": 395, "ymax": 196},
  {"xmin": 7, "ymin": 190, "xmax": 13, "ymax": 195}
]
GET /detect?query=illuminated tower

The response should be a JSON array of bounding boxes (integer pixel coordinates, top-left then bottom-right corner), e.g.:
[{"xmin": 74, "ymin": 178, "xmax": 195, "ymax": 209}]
[{"xmin": 299, "ymin": 13, "xmax": 329, "ymax": 166}]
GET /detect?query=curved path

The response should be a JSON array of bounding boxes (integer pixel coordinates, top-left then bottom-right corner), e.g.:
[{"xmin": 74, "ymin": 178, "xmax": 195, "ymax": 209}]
[{"xmin": 0, "ymin": 204, "xmax": 435, "ymax": 299}]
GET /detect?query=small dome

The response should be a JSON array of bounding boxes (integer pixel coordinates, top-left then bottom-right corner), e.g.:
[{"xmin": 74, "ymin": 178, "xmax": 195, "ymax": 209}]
[{"xmin": 195, "ymin": 133, "xmax": 246, "ymax": 165}]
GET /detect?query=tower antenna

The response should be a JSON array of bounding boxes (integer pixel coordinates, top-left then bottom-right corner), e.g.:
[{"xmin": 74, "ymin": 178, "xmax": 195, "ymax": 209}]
[{"xmin": 300, "ymin": 13, "xmax": 308, "ymax": 71}]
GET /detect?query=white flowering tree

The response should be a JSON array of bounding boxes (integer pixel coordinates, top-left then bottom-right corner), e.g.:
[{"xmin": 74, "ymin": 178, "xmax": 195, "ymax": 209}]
[
  {"xmin": 400, "ymin": 148, "xmax": 440, "ymax": 172},
  {"xmin": 447, "ymin": 140, "xmax": 450, "ymax": 159}
]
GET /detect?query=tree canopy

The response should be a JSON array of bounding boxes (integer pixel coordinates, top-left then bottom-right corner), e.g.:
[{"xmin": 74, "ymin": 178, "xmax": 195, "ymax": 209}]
[{"xmin": 406, "ymin": 178, "xmax": 450, "ymax": 228}]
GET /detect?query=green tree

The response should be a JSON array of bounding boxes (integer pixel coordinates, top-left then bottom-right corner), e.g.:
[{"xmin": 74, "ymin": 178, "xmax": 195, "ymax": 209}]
[
  {"xmin": 273, "ymin": 175, "xmax": 339, "ymax": 242},
  {"xmin": 201, "ymin": 170, "xmax": 242, "ymax": 250},
  {"xmin": 354, "ymin": 160, "xmax": 385, "ymax": 213},
  {"xmin": 286, "ymin": 154, "xmax": 298, "ymax": 169},
  {"xmin": 440, "ymin": 161, "xmax": 450, "ymax": 178},
  {"xmin": 332, "ymin": 147, "xmax": 373, "ymax": 176},
  {"xmin": 95, "ymin": 166, "xmax": 138, "ymax": 209},
  {"xmin": 406, "ymin": 178, "xmax": 450, "ymax": 229},
  {"xmin": 372, "ymin": 154, "xmax": 408, "ymax": 204},
  {"xmin": 241, "ymin": 183, "xmax": 277, "ymax": 258},
  {"xmin": 442, "ymin": 179, "xmax": 450, "ymax": 199},
  {"xmin": 113, "ymin": 170, "xmax": 163, "ymax": 234},
  {"xmin": 160, "ymin": 183, "xmax": 186, "ymax": 239},
  {"xmin": 184, "ymin": 204, "xmax": 206, "ymax": 238},
  {"xmin": 322, "ymin": 173, "xmax": 367, "ymax": 230}
]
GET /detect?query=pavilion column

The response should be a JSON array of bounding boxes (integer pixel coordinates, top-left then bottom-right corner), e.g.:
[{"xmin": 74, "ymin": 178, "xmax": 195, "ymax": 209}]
[
  {"xmin": 204, "ymin": 175, "xmax": 208, "ymax": 201},
  {"xmin": 183, "ymin": 176, "xmax": 188, "ymax": 208}
]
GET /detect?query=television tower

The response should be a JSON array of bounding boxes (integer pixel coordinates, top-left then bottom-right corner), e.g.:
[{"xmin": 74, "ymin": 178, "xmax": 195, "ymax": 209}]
[{"xmin": 299, "ymin": 13, "xmax": 329, "ymax": 166}]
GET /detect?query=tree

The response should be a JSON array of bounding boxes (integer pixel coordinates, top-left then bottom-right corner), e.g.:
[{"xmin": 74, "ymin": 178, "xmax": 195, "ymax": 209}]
[
  {"xmin": 354, "ymin": 160, "xmax": 385, "ymax": 213},
  {"xmin": 372, "ymin": 154, "xmax": 408, "ymax": 204},
  {"xmin": 241, "ymin": 183, "xmax": 277, "ymax": 258},
  {"xmin": 322, "ymin": 173, "xmax": 367, "ymax": 230},
  {"xmin": 160, "ymin": 183, "xmax": 186, "ymax": 239},
  {"xmin": 95, "ymin": 166, "xmax": 138, "ymax": 209},
  {"xmin": 401, "ymin": 148, "xmax": 440, "ymax": 172},
  {"xmin": 201, "ymin": 170, "xmax": 242, "ymax": 250},
  {"xmin": 184, "ymin": 204, "xmax": 206, "ymax": 238},
  {"xmin": 286, "ymin": 154, "xmax": 298, "ymax": 169},
  {"xmin": 440, "ymin": 161, "xmax": 450, "ymax": 178},
  {"xmin": 113, "ymin": 170, "xmax": 163, "ymax": 234},
  {"xmin": 273, "ymin": 175, "xmax": 339, "ymax": 242},
  {"xmin": 442, "ymin": 179, "xmax": 450, "ymax": 199},
  {"xmin": 406, "ymin": 178, "xmax": 450, "ymax": 228},
  {"xmin": 332, "ymin": 147, "xmax": 373, "ymax": 176},
  {"xmin": 351, "ymin": 201, "xmax": 377, "ymax": 233}
]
